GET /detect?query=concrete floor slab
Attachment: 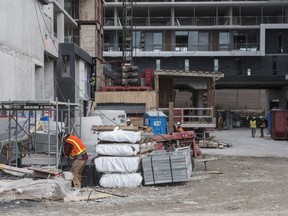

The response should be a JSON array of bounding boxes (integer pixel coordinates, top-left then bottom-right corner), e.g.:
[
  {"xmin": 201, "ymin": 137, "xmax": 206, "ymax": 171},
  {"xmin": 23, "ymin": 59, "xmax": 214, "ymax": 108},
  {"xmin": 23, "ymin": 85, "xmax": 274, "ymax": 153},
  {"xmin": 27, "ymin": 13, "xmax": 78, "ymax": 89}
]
[{"xmin": 203, "ymin": 128, "xmax": 288, "ymax": 158}]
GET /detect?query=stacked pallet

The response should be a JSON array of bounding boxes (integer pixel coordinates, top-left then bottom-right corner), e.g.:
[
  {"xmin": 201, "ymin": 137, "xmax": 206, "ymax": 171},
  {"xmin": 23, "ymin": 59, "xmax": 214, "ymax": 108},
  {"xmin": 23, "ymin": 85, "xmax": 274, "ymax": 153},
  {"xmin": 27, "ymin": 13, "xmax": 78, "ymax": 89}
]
[
  {"xmin": 197, "ymin": 140, "xmax": 232, "ymax": 149},
  {"xmin": 198, "ymin": 140, "xmax": 219, "ymax": 148},
  {"xmin": 141, "ymin": 147, "xmax": 192, "ymax": 185}
]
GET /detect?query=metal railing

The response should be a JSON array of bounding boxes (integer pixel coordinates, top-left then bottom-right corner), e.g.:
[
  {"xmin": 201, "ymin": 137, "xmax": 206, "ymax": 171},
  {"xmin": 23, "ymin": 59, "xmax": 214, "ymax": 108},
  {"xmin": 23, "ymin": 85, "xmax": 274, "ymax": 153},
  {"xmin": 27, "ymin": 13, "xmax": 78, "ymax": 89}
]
[
  {"xmin": 105, "ymin": 16, "xmax": 287, "ymax": 27},
  {"xmin": 159, "ymin": 107, "xmax": 215, "ymax": 125},
  {"xmin": 103, "ymin": 42, "xmax": 260, "ymax": 52}
]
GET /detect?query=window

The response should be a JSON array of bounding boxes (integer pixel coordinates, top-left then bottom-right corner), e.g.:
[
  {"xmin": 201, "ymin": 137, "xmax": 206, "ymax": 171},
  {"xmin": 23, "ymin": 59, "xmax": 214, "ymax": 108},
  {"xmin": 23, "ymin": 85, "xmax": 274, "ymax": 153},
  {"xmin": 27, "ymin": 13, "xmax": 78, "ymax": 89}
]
[
  {"xmin": 185, "ymin": 59, "xmax": 189, "ymax": 71},
  {"xmin": 133, "ymin": 31, "xmax": 141, "ymax": 52},
  {"xmin": 176, "ymin": 31, "xmax": 188, "ymax": 51},
  {"xmin": 153, "ymin": 33, "xmax": 162, "ymax": 51},
  {"xmin": 214, "ymin": 59, "xmax": 218, "ymax": 72},
  {"xmin": 189, "ymin": 31, "xmax": 209, "ymax": 51},
  {"xmin": 79, "ymin": 61, "xmax": 88, "ymax": 99},
  {"xmin": 219, "ymin": 32, "xmax": 230, "ymax": 51},
  {"xmin": 156, "ymin": 59, "xmax": 161, "ymax": 70}
]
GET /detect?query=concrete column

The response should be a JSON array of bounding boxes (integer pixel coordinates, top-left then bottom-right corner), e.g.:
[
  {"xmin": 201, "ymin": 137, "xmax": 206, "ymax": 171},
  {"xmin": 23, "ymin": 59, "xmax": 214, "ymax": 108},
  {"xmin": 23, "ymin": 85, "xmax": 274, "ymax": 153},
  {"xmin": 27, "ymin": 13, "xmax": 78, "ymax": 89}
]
[
  {"xmin": 171, "ymin": 7, "xmax": 175, "ymax": 26},
  {"xmin": 57, "ymin": 0, "xmax": 64, "ymax": 43},
  {"xmin": 228, "ymin": 6, "xmax": 233, "ymax": 25},
  {"xmin": 197, "ymin": 90, "xmax": 204, "ymax": 116},
  {"xmin": 114, "ymin": 7, "xmax": 118, "ymax": 26},
  {"xmin": 260, "ymin": 25, "xmax": 266, "ymax": 56}
]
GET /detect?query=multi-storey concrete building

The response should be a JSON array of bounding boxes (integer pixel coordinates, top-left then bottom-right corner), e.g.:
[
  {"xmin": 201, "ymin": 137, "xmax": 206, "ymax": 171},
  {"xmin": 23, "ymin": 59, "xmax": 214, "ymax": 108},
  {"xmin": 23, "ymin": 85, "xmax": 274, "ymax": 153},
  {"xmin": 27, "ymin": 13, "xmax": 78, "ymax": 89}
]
[
  {"xmin": 0, "ymin": 0, "xmax": 93, "ymax": 105},
  {"xmin": 103, "ymin": 0, "xmax": 288, "ymax": 113}
]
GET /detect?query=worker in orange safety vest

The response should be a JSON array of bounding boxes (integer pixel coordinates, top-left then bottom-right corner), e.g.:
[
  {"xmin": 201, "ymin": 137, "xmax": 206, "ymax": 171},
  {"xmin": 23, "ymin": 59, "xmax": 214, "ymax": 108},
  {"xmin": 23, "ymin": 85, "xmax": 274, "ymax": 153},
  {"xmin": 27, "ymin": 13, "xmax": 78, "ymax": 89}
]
[
  {"xmin": 176, "ymin": 122, "xmax": 184, "ymax": 132},
  {"xmin": 59, "ymin": 132, "xmax": 88, "ymax": 188}
]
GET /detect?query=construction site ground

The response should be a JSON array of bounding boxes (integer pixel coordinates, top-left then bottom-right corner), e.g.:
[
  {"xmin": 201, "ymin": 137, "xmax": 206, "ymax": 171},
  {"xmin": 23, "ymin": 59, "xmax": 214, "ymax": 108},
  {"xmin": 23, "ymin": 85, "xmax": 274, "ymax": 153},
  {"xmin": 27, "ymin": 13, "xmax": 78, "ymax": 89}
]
[{"xmin": 1, "ymin": 128, "xmax": 288, "ymax": 216}]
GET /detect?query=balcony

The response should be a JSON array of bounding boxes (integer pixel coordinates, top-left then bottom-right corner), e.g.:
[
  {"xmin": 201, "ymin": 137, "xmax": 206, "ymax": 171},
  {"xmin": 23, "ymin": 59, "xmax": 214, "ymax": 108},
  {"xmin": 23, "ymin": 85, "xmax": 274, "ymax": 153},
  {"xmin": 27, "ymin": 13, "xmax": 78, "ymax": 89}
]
[
  {"xmin": 105, "ymin": 16, "xmax": 287, "ymax": 27},
  {"xmin": 104, "ymin": 42, "xmax": 260, "ymax": 53}
]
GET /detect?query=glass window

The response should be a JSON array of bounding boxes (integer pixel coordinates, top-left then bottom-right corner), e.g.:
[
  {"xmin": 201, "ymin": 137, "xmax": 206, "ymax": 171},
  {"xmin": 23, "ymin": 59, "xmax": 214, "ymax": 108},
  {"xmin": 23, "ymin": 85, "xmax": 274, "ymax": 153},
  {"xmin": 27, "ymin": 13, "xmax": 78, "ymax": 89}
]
[
  {"xmin": 185, "ymin": 59, "xmax": 189, "ymax": 71},
  {"xmin": 198, "ymin": 32, "xmax": 209, "ymax": 51},
  {"xmin": 153, "ymin": 33, "xmax": 162, "ymax": 51},
  {"xmin": 219, "ymin": 32, "xmax": 230, "ymax": 51},
  {"xmin": 176, "ymin": 31, "xmax": 188, "ymax": 51},
  {"xmin": 156, "ymin": 59, "xmax": 161, "ymax": 70},
  {"xmin": 133, "ymin": 31, "xmax": 141, "ymax": 52}
]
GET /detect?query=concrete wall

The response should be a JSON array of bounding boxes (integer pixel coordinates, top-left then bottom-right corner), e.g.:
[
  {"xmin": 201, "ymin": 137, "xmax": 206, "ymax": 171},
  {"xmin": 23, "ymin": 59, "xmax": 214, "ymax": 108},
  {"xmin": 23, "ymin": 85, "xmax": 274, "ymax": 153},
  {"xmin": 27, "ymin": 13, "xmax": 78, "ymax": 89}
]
[
  {"xmin": 0, "ymin": 0, "xmax": 57, "ymax": 101},
  {"xmin": 216, "ymin": 89, "xmax": 266, "ymax": 111},
  {"xmin": 80, "ymin": 25, "xmax": 96, "ymax": 57}
]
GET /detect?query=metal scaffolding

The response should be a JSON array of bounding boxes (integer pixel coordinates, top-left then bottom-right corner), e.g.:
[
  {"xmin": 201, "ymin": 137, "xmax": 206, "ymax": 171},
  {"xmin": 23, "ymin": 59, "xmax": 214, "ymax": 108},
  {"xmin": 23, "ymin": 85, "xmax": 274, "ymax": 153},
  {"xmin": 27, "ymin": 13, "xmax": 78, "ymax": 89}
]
[{"xmin": 0, "ymin": 99, "xmax": 81, "ymax": 168}]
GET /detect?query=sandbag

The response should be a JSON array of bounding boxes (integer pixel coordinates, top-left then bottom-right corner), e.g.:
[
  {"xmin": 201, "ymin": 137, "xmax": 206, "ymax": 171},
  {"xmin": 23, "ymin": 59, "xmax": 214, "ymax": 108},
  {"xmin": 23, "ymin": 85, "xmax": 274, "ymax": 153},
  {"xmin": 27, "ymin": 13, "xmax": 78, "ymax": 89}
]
[
  {"xmin": 96, "ymin": 144, "xmax": 140, "ymax": 156},
  {"xmin": 95, "ymin": 156, "xmax": 140, "ymax": 173},
  {"xmin": 99, "ymin": 173, "xmax": 143, "ymax": 188},
  {"xmin": 98, "ymin": 130, "xmax": 141, "ymax": 143}
]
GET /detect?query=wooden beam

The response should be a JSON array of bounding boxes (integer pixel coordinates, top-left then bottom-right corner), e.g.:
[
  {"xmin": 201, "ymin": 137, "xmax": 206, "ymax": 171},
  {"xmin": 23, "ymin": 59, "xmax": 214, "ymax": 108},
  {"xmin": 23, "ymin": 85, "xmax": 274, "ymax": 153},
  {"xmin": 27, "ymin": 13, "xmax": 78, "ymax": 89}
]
[{"xmin": 64, "ymin": 193, "xmax": 112, "ymax": 202}]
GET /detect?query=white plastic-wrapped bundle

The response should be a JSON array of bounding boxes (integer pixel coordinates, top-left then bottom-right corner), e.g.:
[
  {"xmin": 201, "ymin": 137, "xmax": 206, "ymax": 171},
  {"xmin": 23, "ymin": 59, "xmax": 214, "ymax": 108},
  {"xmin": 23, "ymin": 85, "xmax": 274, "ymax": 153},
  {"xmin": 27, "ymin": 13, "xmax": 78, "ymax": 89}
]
[
  {"xmin": 99, "ymin": 173, "xmax": 143, "ymax": 188},
  {"xmin": 96, "ymin": 144, "xmax": 140, "ymax": 156},
  {"xmin": 94, "ymin": 156, "xmax": 140, "ymax": 173},
  {"xmin": 98, "ymin": 130, "xmax": 141, "ymax": 143}
]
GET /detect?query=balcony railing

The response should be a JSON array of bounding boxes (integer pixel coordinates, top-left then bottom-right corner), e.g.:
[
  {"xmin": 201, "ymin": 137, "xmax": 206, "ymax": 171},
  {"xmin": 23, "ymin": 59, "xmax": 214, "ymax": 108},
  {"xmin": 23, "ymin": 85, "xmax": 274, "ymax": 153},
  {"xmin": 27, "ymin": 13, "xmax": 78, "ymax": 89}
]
[
  {"xmin": 105, "ymin": 16, "xmax": 287, "ymax": 27},
  {"xmin": 104, "ymin": 42, "xmax": 260, "ymax": 52},
  {"xmin": 105, "ymin": 0, "xmax": 271, "ymax": 2}
]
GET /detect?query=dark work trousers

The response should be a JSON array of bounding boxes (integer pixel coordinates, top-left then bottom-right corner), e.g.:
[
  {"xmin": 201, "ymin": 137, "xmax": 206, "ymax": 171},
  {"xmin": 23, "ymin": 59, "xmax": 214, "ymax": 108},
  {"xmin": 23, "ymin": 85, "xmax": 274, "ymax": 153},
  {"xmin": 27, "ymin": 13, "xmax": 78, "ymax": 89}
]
[{"xmin": 251, "ymin": 128, "xmax": 256, "ymax": 138}]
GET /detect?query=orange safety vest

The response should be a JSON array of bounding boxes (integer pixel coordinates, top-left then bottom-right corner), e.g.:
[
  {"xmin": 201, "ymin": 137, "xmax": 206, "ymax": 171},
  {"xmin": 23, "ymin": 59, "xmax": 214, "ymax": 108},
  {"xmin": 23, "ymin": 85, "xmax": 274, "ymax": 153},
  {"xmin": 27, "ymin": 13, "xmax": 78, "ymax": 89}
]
[
  {"xmin": 177, "ymin": 127, "xmax": 184, "ymax": 132},
  {"xmin": 65, "ymin": 135, "xmax": 86, "ymax": 157}
]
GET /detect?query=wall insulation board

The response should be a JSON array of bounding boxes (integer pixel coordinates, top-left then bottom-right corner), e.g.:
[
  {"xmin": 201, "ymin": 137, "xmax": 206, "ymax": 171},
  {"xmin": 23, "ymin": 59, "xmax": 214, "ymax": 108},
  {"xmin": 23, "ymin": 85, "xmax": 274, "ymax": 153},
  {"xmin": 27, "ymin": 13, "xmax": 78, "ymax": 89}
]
[{"xmin": 94, "ymin": 91, "xmax": 158, "ymax": 111}]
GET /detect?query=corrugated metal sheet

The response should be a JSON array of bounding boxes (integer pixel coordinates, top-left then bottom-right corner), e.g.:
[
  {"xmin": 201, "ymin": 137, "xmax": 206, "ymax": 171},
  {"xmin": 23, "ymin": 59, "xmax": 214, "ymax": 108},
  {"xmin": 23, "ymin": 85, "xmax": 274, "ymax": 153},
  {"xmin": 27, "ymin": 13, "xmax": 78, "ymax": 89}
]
[{"xmin": 142, "ymin": 147, "xmax": 192, "ymax": 185}]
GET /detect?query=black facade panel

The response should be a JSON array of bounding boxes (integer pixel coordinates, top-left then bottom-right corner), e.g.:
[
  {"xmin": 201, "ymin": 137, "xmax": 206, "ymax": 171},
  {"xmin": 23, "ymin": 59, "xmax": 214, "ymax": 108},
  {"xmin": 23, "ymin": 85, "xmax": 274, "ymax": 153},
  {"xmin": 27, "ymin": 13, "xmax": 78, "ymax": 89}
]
[{"xmin": 266, "ymin": 29, "xmax": 288, "ymax": 54}]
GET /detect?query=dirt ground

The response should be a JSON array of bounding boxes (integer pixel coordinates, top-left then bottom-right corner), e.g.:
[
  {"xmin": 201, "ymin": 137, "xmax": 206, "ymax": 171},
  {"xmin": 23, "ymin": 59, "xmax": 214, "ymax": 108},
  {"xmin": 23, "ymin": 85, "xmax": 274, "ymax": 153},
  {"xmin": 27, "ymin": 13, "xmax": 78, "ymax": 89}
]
[{"xmin": 1, "ymin": 154, "xmax": 288, "ymax": 216}]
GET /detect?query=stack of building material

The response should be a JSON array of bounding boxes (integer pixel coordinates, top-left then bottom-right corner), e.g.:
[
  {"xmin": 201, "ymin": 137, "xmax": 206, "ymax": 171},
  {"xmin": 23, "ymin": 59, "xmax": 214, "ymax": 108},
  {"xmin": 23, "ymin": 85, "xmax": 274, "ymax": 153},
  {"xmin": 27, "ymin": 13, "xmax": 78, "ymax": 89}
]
[
  {"xmin": 141, "ymin": 146, "xmax": 192, "ymax": 185},
  {"xmin": 94, "ymin": 129, "xmax": 143, "ymax": 187}
]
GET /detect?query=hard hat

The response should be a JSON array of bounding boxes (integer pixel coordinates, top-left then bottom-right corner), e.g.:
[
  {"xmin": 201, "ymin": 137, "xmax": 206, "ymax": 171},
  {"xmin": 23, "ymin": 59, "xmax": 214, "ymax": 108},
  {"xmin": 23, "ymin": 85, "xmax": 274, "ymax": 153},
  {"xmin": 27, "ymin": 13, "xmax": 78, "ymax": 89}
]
[
  {"xmin": 260, "ymin": 116, "xmax": 263, "ymax": 119},
  {"xmin": 58, "ymin": 132, "xmax": 67, "ymax": 141},
  {"xmin": 176, "ymin": 122, "xmax": 181, "ymax": 125},
  {"xmin": 127, "ymin": 119, "xmax": 131, "ymax": 122}
]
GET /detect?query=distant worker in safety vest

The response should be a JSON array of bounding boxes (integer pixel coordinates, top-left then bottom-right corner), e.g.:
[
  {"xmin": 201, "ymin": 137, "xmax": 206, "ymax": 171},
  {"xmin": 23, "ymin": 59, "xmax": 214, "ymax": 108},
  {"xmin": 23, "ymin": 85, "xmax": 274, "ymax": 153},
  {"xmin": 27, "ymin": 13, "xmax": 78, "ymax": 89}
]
[
  {"xmin": 90, "ymin": 73, "xmax": 96, "ymax": 99},
  {"xmin": 249, "ymin": 116, "xmax": 257, "ymax": 138},
  {"xmin": 176, "ymin": 122, "xmax": 184, "ymax": 132},
  {"xmin": 59, "ymin": 132, "xmax": 88, "ymax": 188},
  {"xmin": 259, "ymin": 116, "xmax": 266, "ymax": 138},
  {"xmin": 126, "ymin": 119, "xmax": 133, "ymax": 126}
]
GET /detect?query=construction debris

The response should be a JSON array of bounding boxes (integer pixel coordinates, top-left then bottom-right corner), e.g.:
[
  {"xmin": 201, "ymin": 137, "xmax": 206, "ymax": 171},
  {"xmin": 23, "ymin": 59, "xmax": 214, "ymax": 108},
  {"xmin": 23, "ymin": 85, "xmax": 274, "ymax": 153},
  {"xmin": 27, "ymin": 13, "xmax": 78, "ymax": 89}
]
[
  {"xmin": 0, "ymin": 178, "xmax": 75, "ymax": 201},
  {"xmin": 0, "ymin": 164, "xmax": 61, "ymax": 179},
  {"xmin": 197, "ymin": 138, "xmax": 232, "ymax": 149}
]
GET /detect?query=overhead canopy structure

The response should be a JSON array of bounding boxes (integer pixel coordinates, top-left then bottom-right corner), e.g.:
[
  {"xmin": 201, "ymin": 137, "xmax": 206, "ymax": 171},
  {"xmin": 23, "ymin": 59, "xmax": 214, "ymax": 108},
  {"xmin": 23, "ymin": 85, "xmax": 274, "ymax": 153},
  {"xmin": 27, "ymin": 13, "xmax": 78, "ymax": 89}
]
[{"xmin": 154, "ymin": 69, "xmax": 224, "ymax": 108}]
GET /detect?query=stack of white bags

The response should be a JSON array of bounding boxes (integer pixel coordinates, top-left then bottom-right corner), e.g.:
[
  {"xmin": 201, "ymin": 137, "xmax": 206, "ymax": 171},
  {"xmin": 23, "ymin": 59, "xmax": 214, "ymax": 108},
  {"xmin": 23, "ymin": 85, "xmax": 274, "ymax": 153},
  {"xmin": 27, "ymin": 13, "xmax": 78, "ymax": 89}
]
[{"xmin": 95, "ymin": 129, "xmax": 143, "ymax": 187}]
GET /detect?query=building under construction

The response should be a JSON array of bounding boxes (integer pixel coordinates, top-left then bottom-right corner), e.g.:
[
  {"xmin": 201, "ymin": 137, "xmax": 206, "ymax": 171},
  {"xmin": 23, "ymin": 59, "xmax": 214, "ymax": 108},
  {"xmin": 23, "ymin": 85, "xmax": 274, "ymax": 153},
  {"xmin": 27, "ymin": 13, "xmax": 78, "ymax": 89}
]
[{"xmin": 103, "ymin": 0, "xmax": 288, "ymax": 115}]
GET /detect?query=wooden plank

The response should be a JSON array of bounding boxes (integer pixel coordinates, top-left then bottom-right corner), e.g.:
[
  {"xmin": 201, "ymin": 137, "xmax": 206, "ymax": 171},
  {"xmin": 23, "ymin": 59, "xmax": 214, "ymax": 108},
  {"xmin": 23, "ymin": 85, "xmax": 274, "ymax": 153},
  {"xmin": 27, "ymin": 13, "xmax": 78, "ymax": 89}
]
[
  {"xmin": 64, "ymin": 193, "xmax": 112, "ymax": 202},
  {"xmin": 0, "ymin": 164, "xmax": 52, "ymax": 178},
  {"xmin": 27, "ymin": 167, "xmax": 60, "ymax": 176},
  {"xmin": 195, "ymin": 157, "xmax": 217, "ymax": 163},
  {"xmin": 91, "ymin": 125, "xmax": 139, "ymax": 131}
]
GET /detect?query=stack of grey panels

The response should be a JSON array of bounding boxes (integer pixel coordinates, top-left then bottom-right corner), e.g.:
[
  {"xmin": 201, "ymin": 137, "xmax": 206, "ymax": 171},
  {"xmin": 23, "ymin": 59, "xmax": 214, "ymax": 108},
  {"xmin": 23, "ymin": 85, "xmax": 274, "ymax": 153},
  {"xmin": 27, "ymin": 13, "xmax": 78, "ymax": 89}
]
[
  {"xmin": 142, "ymin": 147, "xmax": 192, "ymax": 185},
  {"xmin": 34, "ymin": 131, "xmax": 59, "ymax": 153},
  {"xmin": 22, "ymin": 131, "xmax": 60, "ymax": 166}
]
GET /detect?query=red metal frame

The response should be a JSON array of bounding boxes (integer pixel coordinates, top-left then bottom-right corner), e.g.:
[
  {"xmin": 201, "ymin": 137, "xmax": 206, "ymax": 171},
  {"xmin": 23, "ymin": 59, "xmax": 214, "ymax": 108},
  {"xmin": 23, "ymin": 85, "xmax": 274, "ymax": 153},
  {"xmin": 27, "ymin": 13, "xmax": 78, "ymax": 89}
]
[
  {"xmin": 152, "ymin": 131, "xmax": 199, "ymax": 158},
  {"xmin": 99, "ymin": 86, "xmax": 152, "ymax": 92}
]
